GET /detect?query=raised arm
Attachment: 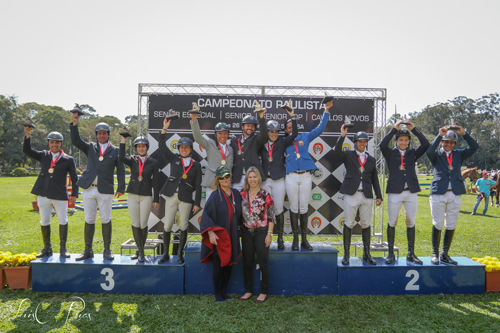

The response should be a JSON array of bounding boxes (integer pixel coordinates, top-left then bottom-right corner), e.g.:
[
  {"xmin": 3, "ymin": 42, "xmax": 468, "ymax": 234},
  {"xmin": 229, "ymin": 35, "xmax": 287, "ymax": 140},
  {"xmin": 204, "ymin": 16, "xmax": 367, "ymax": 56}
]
[
  {"xmin": 411, "ymin": 124, "xmax": 430, "ymax": 159},
  {"xmin": 283, "ymin": 118, "xmax": 299, "ymax": 147},
  {"xmin": 70, "ymin": 112, "xmax": 90, "ymax": 154},
  {"xmin": 256, "ymin": 111, "xmax": 268, "ymax": 149},
  {"xmin": 190, "ymin": 117, "xmax": 210, "ymax": 150},
  {"xmin": 22, "ymin": 128, "xmax": 43, "ymax": 162},
  {"xmin": 119, "ymin": 143, "xmax": 134, "ymax": 167},
  {"xmin": 379, "ymin": 128, "xmax": 397, "ymax": 159}
]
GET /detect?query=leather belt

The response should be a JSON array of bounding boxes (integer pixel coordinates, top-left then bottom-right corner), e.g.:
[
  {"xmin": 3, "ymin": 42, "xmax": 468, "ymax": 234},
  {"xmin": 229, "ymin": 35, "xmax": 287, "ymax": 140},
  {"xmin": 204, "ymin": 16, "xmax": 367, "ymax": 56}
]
[
  {"xmin": 91, "ymin": 184, "xmax": 98, "ymax": 187},
  {"xmin": 403, "ymin": 188, "xmax": 410, "ymax": 191},
  {"xmin": 244, "ymin": 226, "xmax": 267, "ymax": 233},
  {"xmin": 295, "ymin": 170, "xmax": 309, "ymax": 175},
  {"xmin": 447, "ymin": 189, "xmax": 453, "ymax": 192},
  {"xmin": 357, "ymin": 189, "xmax": 363, "ymax": 192}
]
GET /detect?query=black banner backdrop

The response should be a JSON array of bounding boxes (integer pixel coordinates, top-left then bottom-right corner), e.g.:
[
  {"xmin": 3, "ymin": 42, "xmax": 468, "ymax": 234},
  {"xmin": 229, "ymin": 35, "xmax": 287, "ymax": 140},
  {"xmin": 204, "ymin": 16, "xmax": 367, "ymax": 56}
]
[{"xmin": 146, "ymin": 94, "xmax": 374, "ymax": 236}]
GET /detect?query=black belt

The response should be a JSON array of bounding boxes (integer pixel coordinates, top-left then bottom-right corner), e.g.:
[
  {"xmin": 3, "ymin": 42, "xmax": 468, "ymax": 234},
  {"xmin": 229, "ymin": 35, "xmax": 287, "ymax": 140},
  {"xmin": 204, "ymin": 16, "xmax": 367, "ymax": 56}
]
[
  {"xmin": 91, "ymin": 184, "xmax": 98, "ymax": 187},
  {"xmin": 403, "ymin": 188, "xmax": 410, "ymax": 191},
  {"xmin": 357, "ymin": 189, "xmax": 363, "ymax": 192},
  {"xmin": 244, "ymin": 226, "xmax": 267, "ymax": 233},
  {"xmin": 294, "ymin": 170, "xmax": 309, "ymax": 175},
  {"xmin": 447, "ymin": 189, "xmax": 453, "ymax": 192}
]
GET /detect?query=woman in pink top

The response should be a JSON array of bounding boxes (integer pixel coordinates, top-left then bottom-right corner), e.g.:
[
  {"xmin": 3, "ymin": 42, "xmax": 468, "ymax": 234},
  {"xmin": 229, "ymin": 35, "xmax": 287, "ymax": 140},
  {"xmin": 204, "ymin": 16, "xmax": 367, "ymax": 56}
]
[{"xmin": 239, "ymin": 167, "xmax": 275, "ymax": 303}]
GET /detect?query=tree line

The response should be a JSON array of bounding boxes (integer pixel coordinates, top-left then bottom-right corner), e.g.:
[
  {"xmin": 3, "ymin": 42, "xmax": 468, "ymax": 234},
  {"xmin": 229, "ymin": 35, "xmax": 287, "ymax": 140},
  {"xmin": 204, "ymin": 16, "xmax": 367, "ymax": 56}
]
[
  {"xmin": 0, "ymin": 95, "xmax": 141, "ymax": 174},
  {"xmin": 1, "ymin": 92, "xmax": 498, "ymax": 175}
]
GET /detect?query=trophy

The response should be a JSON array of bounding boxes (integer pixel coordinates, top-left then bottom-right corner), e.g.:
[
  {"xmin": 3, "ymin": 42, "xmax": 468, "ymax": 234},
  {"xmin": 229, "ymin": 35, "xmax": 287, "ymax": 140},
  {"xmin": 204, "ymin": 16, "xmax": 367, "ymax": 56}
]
[
  {"xmin": 344, "ymin": 116, "xmax": 354, "ymax": 128},
  {"xmin": 321, "ymin": 93, "xmax": 334, "ymax": 105},
  {"xmin": 399, "ymin": 115, "xmax": 409, "ymax": 127},
  {"xmin": 253, "ymin": 101, "xmax": 264, "ymax": 113},
  {"xmin": 119, "ymin": 125, "xmax": 132, "ymax": 138},
  {"xmin": 70, "ymin": 103, "xmax": 85, "ymax": 116},
  {"xmin": 188, "ymin": 102, "xmax": 202, "ymax": 115},
  {"xmin": 22, "ymin": 116, "xmax": 36, "ymax": 129},
  {"xmin": 164, "ymin": 109, "xmax": 179, "ymax": 121},
  {"xmin": 449, "ymin": 117, "xmax": 459, "ymax": 130},
  {"xmin": 281, "ymin": 99, "xmax": 293, "ymax": 112}
]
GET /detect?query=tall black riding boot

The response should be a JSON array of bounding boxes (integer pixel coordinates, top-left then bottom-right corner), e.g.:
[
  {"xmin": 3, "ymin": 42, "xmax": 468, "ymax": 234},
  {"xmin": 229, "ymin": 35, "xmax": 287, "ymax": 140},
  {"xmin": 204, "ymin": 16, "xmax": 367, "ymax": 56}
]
[
  {"xmin": 406, "ymin": 227, "xmax": 422, "ymax": 264},
  {"xmin": 59, "ymin": 224, "xmax": 70, "ymax": 258},
  {"xmin": 276, "ymin": 213, "xmax": 285, "ymax": 249},
  {"xmin": 76, "ymin": 223, "xmax": 95, "ymax": 261},
  {"xmin": 300, "ymin": 213, "xmax": 313, "ymax": 250},
  {"xmin": 385, "ymin": 225, "xmax": 396, "ymax": 264},
  {"xmin": 102, "ymin": 221, "xmax": 114, "ymax": 260},
  {"xmin": 140, "ymin": 227, "xmax": 148, "ymax": 262},
  {"xmin": 290, "ymin": 212, "xmax": 299, "ymax": 250},
  {"xmin": 440, "ymin": 229, "xmax": 458, "ymax": 265},
  {"xmin": 36, "ymin": 225, "xmax": 53, "ymax": 258},
  {"xmin": 158, "ymin": 231, "xmax": 171, "ymax": 264},
  {"xmin": 362, "ymin": 227, "xmax": 376, "ymax": 265},
  {"xmin": 431, "ymin": 226, "xmax": 441, "ymax": 265},
  {"xmin": 177, "ymin": 230, "xmax": 188, "ymax": 264},
  {"xmin": 131, "ymin": 226, "xmax": 144, "ymax": 262},
  {"xmin": 342, "ymin": 226, "xmax": 352, "ymax": 265}
]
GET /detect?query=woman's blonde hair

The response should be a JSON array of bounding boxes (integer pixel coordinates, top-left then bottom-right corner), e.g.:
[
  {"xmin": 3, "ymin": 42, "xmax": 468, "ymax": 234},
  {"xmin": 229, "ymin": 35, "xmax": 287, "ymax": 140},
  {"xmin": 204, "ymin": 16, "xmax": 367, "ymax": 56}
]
[{"xmin": 243, "ymin": 167, "xmax": 262, "ymax": 191}]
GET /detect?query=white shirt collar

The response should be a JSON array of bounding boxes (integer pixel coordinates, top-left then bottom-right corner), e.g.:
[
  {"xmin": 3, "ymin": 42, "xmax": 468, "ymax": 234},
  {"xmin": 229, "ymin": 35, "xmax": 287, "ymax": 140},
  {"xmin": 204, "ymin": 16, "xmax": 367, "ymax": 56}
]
[
  {"xmin": 182, "ymin": 156, "xmax": 192, "ymax": 167},
  {"xmin": 52, "ymin": 151, "xmax": 61, "ymax": 160},
  {"xmin": 398, "ymin": 149, "xmax": 406, "ymax": 156},
  {"xmin": 99, "ymin": 142, "xmax": 109, "ymax": 153}
]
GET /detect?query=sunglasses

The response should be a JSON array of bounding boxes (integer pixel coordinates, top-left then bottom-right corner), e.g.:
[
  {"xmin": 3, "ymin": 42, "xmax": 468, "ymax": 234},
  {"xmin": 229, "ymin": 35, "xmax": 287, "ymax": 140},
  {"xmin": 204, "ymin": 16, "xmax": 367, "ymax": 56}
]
[{"xmin": 219, "ymin": 175, "xmax": 231, "ymax": 180}]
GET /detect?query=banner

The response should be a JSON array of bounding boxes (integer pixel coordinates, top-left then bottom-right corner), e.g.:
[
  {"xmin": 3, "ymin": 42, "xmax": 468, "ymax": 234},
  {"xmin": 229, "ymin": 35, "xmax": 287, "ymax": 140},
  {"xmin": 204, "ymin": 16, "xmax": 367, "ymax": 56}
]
[{"xmin": 147, "ymin": 94, "xmax": 374, "ymax": 235}]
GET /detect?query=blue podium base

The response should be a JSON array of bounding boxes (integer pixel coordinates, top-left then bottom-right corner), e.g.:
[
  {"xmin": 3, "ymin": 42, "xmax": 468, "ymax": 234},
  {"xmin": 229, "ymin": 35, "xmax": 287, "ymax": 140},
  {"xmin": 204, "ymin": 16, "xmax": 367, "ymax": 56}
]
[
  {"xmin": 338, "ymin": 256, "xmax": 485, "ymax": 295},
  {"xmin": 32, "ymin": 254, "xmax": 184, "ymax": 295},
  {"xmin": 184, "ymin": 242, "xmax": 338, "ymax": 296}
]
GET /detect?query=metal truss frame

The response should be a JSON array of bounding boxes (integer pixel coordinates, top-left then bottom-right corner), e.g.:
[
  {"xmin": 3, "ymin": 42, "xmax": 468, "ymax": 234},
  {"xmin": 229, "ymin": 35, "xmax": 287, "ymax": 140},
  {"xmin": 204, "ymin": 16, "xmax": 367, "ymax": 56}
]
[{"xmin": 138, "ymin": 83, "xmax": 387, "ymax": 245}]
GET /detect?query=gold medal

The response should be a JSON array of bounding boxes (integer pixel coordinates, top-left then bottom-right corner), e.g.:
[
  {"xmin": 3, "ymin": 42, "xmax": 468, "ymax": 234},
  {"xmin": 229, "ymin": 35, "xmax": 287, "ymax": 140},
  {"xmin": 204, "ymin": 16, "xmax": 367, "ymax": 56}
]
[
  {"xmin": 269, "ymin": 157, "xmax": 273, "ymax": 162},
  {"xmin": 182, "ymin": 174, "xmax": 188, "ymax": 179},
  {"xmin": 299, "ymin": 140, "xmax": 304, "ymax": 146},
  {"xmin": 138, "ymin": 176, "xmax": 143, "ymax": 182},
  {"xmin": 360, "ymin": 167, "xmax": 364, "ymax": 173},
  {"xmin": 48, "ymin": 168, "xmax": 54, "ymax": 174},
  {"xmin": 99, "ymin": 156, "xmax": 104, "ymax": 161},
  {"xmin": 399, "ymin": 165, "xmax": 405, "ymax": 171},
  {"xmin": 296, "ymin": 153, "xmax": 300, "ymax": 159},
  {"xmin": 449, "ymin": 165, "xmax": 453, "ymax": 170},
  {"xmin": 221, "ymin": 160, "xmax": 226, "ymax": 166}
]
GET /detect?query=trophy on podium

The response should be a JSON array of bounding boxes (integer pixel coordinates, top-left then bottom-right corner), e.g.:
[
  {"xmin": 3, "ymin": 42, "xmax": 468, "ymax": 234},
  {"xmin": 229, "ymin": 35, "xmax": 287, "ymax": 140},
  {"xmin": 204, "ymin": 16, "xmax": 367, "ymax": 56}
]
[
  {"xmin": 188, "ymin": 102, "xmax": 202, "ymax": 115},
  {"xmin": 344, "ymin": 116, "xmax": 354, "ymax": 128},
  {"xmin": 321, "ymin": 93, "xmax": 334, "ymax": 105},
  {"xmin": 281, "ymin": 99, "xmax": 293, "ymax": 112},
  {"xmin": 165, "ymin": 109, "xmax": 180, "ymax": 121},
  {"xmin": 70, "ymin": 103, "xmax": 85, "ymax": 116},
  {"xmin": 22, "ymin": 116, "xmax": 36, "ymax": 129},
  {"xmin": 119, "ymin": 125, "xmax": 132, "ymax": 138},
  {"xmin": 449, "ymin": 117, "xmax": 459, "ymax": 130}
]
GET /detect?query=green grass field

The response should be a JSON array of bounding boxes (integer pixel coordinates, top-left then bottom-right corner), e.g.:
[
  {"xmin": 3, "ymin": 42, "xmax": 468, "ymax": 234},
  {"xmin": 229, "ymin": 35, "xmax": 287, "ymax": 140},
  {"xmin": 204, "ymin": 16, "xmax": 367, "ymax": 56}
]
[{"xmin": 1, "ymin": 177, "xmax": 500, "ymax": 332}]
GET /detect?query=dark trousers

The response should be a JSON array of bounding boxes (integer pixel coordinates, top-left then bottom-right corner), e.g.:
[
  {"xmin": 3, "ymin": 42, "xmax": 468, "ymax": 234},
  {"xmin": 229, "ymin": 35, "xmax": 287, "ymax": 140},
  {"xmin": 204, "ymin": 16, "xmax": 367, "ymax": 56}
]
[
  {"xmin": 210, "ymin": 247, "xmax": 232, "ymax": 299},
  {"xmin": 241, "ymin": 228, "xmax": 270, "ymax": 294}
]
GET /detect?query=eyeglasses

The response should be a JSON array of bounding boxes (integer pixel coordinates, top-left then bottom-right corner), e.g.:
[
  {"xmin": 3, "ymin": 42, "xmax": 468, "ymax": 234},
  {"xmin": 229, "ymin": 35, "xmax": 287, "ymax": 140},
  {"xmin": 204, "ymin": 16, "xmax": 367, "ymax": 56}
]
[{"xmin": 219, "ymin": 175, "xmax": 231, "ymax": 180}]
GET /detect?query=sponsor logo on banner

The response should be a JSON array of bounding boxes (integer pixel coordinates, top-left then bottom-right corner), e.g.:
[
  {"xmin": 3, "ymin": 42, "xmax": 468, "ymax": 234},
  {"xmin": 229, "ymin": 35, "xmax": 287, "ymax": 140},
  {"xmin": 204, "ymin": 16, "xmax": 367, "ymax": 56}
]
[
  {"xmin": 312, "ymin": 193, "xmax": 322, "ymax": 201},
  {"xmin": 311, "ymin": 217, "xmax": 322, "ymax": 229},
  {"xmin": 313, "ymin": 168, "xmax": 323, "ymax": 179},
  {"xmin": 171, "ymin": 140, "xmax": 178, "ymax": 151},
  {"xmin": 175, "ymin": 215, "xmax": 179, "ymax": 226},
  {"xmin": 201, "ymin": 166, "xmax": 206, "ymax": 176},
  {"xmin": 342, "ymin": 143, "xmax": 351, "ymax": 151},
  {"xmin": 198, "ymin": 216, "xmax": 201, "ymax": 225},
  {"xmin": 313, "ymin": 143, "xmax": 323, "ymax": 155},
  {"xmin": 340, "ymin": 217, "xmax": 345, "ymax": 227},
  {"xmin": 199, "ymin": 144, "xmax": 204, "ymax": 153}
]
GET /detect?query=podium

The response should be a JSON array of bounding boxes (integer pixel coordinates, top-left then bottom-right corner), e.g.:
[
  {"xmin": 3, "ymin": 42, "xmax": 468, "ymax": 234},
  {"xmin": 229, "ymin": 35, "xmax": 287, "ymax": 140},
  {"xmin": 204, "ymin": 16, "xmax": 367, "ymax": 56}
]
[
  {"xmin": 184, "ymin": 242, "xmax": 338, "ymax": 296},
  {"xmin": 32, "ymin": 254, "xmax": 184, "ymax": 295},
  {"xmin": 337, "ymin": 257, "xmax": 485, "ymax": 295}
]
